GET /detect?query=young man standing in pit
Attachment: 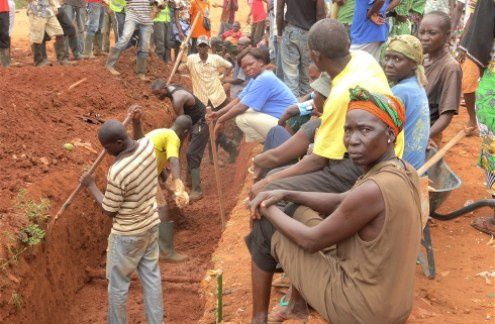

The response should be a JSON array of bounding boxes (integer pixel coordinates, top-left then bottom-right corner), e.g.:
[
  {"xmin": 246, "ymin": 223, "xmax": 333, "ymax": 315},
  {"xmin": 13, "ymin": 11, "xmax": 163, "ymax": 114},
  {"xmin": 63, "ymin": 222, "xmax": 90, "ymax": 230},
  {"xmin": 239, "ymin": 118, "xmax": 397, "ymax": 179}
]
[
  {"xmin": 151, "ymin": 79, "xmax": 211, "ymax": 202},
  {"xmin": 179, "ymin": 36, "xmax": 239, "ymax": 164},
  {"xmin": 80, "ymin": 120, "xmax": 164, "ymax": 324},
  {"xmin": 129, "ymin": 105, "xmax": 192, "ymax": 262}
]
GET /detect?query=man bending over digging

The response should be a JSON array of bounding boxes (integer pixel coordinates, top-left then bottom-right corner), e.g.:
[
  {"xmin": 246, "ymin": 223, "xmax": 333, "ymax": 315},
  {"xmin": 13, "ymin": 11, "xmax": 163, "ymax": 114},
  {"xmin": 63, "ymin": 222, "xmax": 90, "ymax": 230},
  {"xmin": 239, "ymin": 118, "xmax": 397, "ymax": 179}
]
[
  {"xmin": 247, "ymin": 87, "xmax": 422, "ymax": 324},
  {"xmin": 80, "ymin": 120, "xmax": 163, "ymax": 323}
]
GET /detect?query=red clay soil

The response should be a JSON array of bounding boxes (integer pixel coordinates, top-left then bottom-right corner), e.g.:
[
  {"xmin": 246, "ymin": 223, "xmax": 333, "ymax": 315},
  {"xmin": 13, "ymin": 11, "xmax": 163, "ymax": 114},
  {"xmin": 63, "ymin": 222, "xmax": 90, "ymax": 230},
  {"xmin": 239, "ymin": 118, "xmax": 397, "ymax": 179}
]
[
  {"xmin": 0, "ymin": 47, "xmax": 253, "ymax": 323},
  {"xmin": 200, "ymin": 113, "xmax": 495, "ymax": 324}
]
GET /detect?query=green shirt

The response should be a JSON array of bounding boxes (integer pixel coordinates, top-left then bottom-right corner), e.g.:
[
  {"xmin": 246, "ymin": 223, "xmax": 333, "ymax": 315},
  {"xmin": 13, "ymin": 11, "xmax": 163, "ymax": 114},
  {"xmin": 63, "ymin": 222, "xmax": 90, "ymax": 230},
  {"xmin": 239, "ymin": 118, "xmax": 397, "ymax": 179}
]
[
  {"xmin": 337, "ymin": 0, "xmax": 355, "ymax": 26},
  {"xmin": 153, "ymin": 5, "xmax": 171, "ymax": 23},
  {"xmin": 109, "ymin": 0, "xmax": 126, "ymax": 13},
  {"xmin": 411, "ymin": 0, "xmax": 426, "ymax": 14}
]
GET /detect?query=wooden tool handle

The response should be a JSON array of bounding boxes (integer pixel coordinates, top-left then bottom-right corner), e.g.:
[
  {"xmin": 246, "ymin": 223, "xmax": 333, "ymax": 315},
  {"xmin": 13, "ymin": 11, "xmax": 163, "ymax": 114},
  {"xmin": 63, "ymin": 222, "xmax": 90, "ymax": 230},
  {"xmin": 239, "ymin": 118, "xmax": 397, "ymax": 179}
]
[
  {"xmin": 52, "ymin": 114, "xmax": 132, "ymax": 222},
  {"xmin": 207, "ymin": 121, "xmax": 226, "ymax": 229},
  {"xmin": 166, "ymin": 12, "xmax": 202, "ymax": 86},
  {"xmin": 417, "ymin": 130, "xmax": 467, "ymax": 176}
]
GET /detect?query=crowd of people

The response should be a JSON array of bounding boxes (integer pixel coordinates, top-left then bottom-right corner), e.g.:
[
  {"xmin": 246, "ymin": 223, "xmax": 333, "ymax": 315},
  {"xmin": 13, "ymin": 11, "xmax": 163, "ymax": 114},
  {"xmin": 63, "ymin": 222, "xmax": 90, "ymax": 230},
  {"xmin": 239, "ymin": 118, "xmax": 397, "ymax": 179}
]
[{"xmin": 2, "ymin": 0, "xmax": 494, "ymax": 323}]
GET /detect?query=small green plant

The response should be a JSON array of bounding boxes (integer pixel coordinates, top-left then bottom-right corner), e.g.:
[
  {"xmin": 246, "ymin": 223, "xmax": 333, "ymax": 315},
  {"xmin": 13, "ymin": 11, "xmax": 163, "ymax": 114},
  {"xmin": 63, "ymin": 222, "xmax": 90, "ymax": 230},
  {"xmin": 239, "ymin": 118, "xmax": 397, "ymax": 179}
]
[
  {"xmin": 19, "ymin": 224, "xmax": 45, "ymax": 246},
  {"xmin": 15, "ymin": 188, "xmax": 51, "ymax": 225},
  {"xmin": 9, "ymin": 291, "xmax": 22, "ymax": 311}
]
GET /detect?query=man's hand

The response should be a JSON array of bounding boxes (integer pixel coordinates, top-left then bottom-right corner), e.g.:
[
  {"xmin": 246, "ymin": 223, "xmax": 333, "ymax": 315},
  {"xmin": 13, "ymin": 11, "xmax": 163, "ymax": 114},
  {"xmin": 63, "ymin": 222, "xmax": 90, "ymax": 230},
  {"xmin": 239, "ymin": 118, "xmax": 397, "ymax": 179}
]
[
  {"xmin": 79, "ymin": 172, "xmax": 95, "ymax": 187},
  {"xmin": 206, "ymin": 111, "xmax": 219, "ymax": 122},
  {"xmin": 128, "ymin": 104, "xmax": 143, "ymax": 122},
  {"xmin": 250, "ymin": 177, "xmax": 270, "ymax": 199},
  {"xmin": 174, "ymin": 191, "xmax": 189, "ymax": 208},
  {"xmin": 249, "ymin": 190, "xmax": 288, "ymax": 219},
  {"xmin": 370, "ymin": 13, "xmax": 385, "ymax": 25},
  {"xmin": 278, "ymin": 105, "xmax": 299, "ymax": 127}
]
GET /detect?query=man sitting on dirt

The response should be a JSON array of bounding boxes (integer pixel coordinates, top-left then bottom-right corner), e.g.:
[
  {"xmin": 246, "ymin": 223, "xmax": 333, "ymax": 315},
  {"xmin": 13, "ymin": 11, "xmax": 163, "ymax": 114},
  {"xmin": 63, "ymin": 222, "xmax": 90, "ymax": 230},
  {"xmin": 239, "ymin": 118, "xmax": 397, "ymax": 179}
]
[
  {"xmin": 151, "ymin": 79, "xmax": 210, "ymax": 202},
  {"xmin": 79, "ymin": 119, "xmax": 164, "ymax": 323},
  {"xmin": 247, "ymin": 86, "xmax": 422, "ymax": 324},
  {"xmin": 129, "ymin": 104, "xmax": 192, "ymax": 262}
]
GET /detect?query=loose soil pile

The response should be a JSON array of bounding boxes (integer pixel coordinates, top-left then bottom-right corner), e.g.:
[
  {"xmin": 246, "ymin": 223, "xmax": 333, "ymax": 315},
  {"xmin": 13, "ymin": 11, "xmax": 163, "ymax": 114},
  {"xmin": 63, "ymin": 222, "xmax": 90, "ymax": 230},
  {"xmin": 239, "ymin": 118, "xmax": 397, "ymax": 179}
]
[{"xmin": 0, "ymin": 49, "xmax": 253, "ymax": 323}]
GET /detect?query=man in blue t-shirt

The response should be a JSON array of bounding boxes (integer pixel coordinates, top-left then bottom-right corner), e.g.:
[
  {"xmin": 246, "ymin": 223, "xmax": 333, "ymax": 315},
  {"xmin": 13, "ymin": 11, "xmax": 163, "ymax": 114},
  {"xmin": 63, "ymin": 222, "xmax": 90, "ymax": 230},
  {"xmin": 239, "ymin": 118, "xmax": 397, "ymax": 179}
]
[
  {"xmin": 209, "ymin": 48, "xmax": 297, "ymax": 143},
  {"xmin": 350, "ymin": 0, "xmax": 390, "ymax": 61}
]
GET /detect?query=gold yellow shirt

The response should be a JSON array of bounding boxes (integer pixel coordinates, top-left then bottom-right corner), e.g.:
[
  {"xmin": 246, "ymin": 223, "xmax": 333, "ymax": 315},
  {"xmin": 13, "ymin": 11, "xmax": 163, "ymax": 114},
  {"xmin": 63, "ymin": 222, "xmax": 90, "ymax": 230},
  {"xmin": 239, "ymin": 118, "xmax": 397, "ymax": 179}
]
[
  {"xmin": 185, "ymin": 53, "xmax": 233, "ymax": 108},
  {"xmin": 145, "ymin": 128, "xmax": 181, "ymax": 174},
  {"xmin": 313, "ymin": 51, "xmax": 405, "ymax": 160}
]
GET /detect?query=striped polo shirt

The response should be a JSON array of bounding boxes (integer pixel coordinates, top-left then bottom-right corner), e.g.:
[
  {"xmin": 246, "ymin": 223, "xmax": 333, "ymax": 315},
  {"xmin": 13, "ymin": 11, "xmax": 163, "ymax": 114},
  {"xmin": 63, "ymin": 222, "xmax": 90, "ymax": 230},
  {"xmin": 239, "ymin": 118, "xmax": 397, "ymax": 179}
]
[
  {"xmin": 102, "ymin": 138, "xmax": 160, "ymax": 235},
  {"xmin": 185, "ymin": 53, "xmax": 233, "ymax": 108},
  {"xmin": 125, "ymin": 0, "xmax": 153, "ymax": 25}
]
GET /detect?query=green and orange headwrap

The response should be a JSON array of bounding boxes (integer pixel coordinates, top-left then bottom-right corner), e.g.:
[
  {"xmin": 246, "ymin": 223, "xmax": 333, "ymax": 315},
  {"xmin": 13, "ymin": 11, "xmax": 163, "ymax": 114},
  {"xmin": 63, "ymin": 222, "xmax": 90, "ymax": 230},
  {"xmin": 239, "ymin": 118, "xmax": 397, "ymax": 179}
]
[{"xmin": 348, "ymin": 86, "xmax": 406, "ymax": 137}]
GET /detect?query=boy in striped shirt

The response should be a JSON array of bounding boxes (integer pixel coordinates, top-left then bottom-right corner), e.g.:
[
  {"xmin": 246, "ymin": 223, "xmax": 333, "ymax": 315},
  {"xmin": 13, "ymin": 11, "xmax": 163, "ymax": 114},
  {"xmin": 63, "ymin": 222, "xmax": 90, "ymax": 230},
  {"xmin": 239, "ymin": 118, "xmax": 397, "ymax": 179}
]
[{"xmin": 80, "ymin": 120, "xmax": 163, "ymax": 323}]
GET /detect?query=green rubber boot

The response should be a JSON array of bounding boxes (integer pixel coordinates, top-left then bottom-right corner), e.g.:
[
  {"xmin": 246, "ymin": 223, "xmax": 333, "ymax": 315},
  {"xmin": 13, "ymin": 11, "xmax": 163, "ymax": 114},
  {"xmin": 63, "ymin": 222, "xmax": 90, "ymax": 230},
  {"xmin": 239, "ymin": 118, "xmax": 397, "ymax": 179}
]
[
  {"xmin": 81, "ymin": 33, "xmax": 95, "ymax": 59},
  {"xmin": 106, "ymin": 47, "xmax": 122, "ymax": 75},
  {"xmin": 135, "ymin": 55, "xmax": 148, "ymax": 80},
  {"xmin": 158, "ymin": 220, "xmax": 188, "ymax": 263},
  {"xmin": 0, "ymin": 48, "xmax": 10, "ymax": 68},
  {"xmin": 189, "ymin": 168, "xmax": 203, "ymax": 202}
]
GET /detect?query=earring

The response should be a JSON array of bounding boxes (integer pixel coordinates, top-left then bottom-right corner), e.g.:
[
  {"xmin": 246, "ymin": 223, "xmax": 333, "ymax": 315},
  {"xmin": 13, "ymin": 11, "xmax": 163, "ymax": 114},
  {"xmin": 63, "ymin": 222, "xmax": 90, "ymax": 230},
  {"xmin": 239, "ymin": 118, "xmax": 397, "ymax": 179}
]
[{"xmin": 387, "ymin": 139, "xmax": 391, "ymax": 144}]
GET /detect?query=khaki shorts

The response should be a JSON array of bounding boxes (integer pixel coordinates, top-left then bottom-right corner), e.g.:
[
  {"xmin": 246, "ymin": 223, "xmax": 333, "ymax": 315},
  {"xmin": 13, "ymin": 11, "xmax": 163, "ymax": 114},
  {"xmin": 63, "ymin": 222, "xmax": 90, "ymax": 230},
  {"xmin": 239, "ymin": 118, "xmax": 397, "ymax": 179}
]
[{"xmin": 29, "ymin": 14, "xmax": 63, "ymax": 44}]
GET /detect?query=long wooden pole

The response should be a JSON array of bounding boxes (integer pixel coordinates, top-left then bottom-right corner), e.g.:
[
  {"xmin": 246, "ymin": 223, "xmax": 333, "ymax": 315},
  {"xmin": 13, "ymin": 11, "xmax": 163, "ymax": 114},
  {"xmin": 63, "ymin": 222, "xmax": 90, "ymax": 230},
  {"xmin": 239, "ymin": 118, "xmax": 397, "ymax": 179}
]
[
  {"xmin": 207, "ymin": 121, "xmax": 226, "ymax": 229},
  {"xmin": 166, "ymin": 12, "xmax": 202, "ymax": 85},
  {"xmin": 50, "ymin": 114, "xmax": 132, "ymax": 228},
  {"xmin": 417, "ymin": 129, "xmax": 467, "ymax": 176}
]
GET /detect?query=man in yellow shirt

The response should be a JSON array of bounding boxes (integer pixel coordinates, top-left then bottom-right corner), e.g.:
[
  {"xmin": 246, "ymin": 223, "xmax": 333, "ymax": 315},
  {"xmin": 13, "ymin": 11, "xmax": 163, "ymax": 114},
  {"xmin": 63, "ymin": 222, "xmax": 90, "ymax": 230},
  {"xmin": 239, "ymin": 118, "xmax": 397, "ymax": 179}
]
[
  {"xmin": 251, "ymin": 18, "xmax": 404, "ymax": 198},
  {"xmin": 130, "ymin": 105, "xmax": 193, "ymax": 262}
]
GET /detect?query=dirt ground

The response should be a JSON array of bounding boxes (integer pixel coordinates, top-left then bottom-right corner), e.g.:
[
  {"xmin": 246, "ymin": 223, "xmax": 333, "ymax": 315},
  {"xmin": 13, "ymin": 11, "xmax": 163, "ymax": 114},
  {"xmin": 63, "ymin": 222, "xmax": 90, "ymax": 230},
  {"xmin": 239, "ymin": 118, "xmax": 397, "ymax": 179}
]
[{"xmin": 1, "ymin": 2, "xmax": 494, "ymax": 324}]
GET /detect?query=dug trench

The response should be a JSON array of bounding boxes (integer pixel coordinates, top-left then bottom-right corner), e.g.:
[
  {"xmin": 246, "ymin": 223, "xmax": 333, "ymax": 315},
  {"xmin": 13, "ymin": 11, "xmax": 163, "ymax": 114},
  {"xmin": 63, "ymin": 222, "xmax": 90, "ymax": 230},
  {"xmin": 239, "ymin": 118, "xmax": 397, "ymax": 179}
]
[{"xmin": 0, "ymin": 51, "xmax": 254, "ymax": 323}]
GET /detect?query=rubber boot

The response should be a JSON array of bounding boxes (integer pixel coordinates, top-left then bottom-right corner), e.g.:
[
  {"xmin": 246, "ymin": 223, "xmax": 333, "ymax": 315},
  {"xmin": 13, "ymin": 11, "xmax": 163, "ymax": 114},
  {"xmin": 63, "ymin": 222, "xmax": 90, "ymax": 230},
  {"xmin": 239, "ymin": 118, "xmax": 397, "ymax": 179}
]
[
  {"xmin": 81, "ymin": 33, "xmax": 95, "ymax": 59},
  {"xmin": 189, "ymin": 168, "xmax": 203, "ymax": 202},
  {"xmin": 158, "ymin": 220, "xmax": 188, "ymax": 263},
  {"xmin": 0, "ymin": 48, "xmax": 10, "ymax": 68},
  {"xmin": 105, "ymin": 47, "xmax": 121, "ymax": 75},
  {"xmin": 55, "ymin": 36, "xmax": 70, "ymax": 66},
  {"xmin": 68, "ymin": 35, "xmax": 82, "ymax": 60},
  {"xmin": 93, "ymin": 32, "xmax": 103, "ymax": 56},
  {"xmin": 135, "ymin": 55, "xmax": 148, "ymax": 81}
]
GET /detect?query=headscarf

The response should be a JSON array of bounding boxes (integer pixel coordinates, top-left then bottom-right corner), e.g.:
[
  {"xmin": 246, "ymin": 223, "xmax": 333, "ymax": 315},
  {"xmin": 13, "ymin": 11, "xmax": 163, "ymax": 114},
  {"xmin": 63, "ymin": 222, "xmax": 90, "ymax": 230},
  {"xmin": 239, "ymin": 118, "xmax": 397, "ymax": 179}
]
[
  {"xmin": 348, "ymin": 86, "xmax": 406, "ymax": 137},
  {"xmin": 387, "ymin": 35, "xmax": 427, "ymax": 87}
]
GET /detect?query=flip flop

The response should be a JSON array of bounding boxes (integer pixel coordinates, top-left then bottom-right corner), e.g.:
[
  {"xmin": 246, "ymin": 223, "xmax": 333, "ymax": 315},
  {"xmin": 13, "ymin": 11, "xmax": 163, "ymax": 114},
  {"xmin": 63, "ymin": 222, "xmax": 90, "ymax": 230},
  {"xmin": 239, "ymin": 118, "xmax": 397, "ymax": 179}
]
[{"xmin": 471, "ymin": 216, "xmax": 495, "ymax": 236}]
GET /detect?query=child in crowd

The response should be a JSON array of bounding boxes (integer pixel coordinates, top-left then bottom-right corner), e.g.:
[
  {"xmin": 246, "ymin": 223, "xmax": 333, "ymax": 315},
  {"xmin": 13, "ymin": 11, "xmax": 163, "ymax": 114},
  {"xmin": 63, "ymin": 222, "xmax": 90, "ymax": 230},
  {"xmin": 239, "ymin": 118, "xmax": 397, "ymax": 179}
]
[{"xmin": 419, "ymin": 11, "xmax": 462, "ymax": 146}]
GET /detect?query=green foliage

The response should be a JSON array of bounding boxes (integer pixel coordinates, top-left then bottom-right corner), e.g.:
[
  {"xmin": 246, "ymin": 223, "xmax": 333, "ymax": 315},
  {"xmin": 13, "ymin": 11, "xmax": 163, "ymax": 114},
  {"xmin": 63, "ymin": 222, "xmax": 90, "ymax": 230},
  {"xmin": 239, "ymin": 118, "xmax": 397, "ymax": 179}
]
[
  {"xmin": 9, "ymin": 291, "xmax": 22, "ymax": 311},
  {"xmin": 13, "ymin": 0, "xmax": 28, "ymax": 9},
  {"xmin": 19, "ymin": 224, "xmax": 45, "ymax": 246},
  {"xmin": 15, "ymin": 188, "xmax": 51, "ymax": 225}
]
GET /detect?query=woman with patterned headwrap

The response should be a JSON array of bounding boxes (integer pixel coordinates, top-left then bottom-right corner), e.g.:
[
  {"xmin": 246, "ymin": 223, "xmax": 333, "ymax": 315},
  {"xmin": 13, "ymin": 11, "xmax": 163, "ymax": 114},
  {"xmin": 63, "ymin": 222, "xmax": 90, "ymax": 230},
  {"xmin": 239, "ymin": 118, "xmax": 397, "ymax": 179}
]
[
  {"xmin": 383, "ymin": 34, "xmax": 430, "ymax": 169},
  {"xmin": 246, "ymin": 86, "xmax": 421, "ymax": 324}
]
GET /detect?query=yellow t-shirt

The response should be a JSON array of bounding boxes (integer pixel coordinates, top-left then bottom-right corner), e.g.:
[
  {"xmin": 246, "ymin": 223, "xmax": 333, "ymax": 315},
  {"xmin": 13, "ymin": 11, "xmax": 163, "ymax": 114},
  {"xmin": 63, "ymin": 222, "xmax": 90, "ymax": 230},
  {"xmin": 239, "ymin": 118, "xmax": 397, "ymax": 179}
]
[
  {"xmin": 145, "ymin": 128, "xmax": 181, "ymax": 174},
  {"xmin": 313, "ymin": 51, "xmax": 405, "ymax": 160}
]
